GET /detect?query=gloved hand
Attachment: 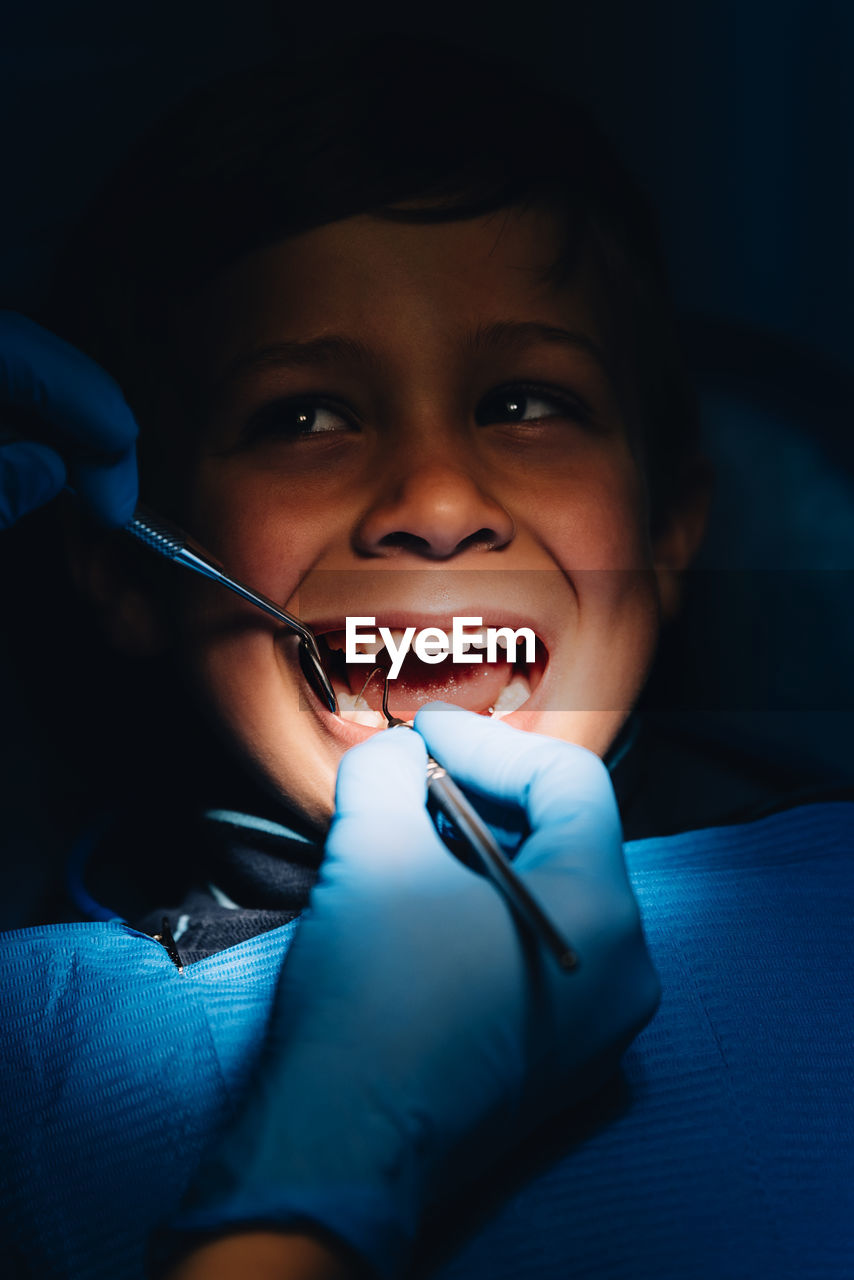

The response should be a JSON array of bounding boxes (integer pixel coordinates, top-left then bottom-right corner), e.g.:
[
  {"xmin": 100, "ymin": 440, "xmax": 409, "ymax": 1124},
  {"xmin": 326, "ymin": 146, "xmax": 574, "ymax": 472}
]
[
  {"xmin": 0, "ymin": 312, "xmax": 138, "ymax": 528},
  {"xmin": 163, "ymin": 705, "xmax": 660, "ymax": 1279}
]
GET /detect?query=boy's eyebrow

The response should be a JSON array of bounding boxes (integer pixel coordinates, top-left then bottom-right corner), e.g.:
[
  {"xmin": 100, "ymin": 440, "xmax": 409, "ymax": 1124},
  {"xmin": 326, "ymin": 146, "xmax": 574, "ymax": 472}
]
[
  {"xmin": 217, "ymin": 335, "xmax": 382, "ymax": 389},
  {"xmin": 465, "ymin": 321, "xmax": 611, "ymax": 375},
  {"xmin": 218, "ymin": 322, "xmax": 611, "ymax": 388}
]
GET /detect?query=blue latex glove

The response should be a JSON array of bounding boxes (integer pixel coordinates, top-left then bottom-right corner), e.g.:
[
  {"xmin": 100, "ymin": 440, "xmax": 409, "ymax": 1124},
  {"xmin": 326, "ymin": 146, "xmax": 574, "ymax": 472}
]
[
  {"xmin": 0, "ymin": 312, "xmax": 138, "ymax": 528},
  {"xmin": 162, "ymin": 705, "xmax": 660, "ymax": 1279}
]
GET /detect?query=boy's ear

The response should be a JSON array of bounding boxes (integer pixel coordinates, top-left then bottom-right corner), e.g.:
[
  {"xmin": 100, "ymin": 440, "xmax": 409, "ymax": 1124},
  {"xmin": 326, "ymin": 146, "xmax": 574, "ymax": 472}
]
[
  {"xmin": 652, "ymin": 457, "xmax": 714, "ymax": 622},
  {"xmin": 64, "ymin": 515, "xmax": 171, "ymax": 658}
]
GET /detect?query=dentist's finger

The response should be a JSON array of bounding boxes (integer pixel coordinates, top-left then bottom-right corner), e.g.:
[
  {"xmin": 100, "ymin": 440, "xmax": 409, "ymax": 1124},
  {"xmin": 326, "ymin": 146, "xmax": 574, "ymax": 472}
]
[
  {"xmin": 0, "ymin": 440, "xmax": 66, "ymax": 528},
  {"xmin": 73, "ymin": 452, "xmax": 139, "ymax": 527},
  {"xmin": 0, "ymin": 313, "xmax": 138, "ymax": 526},
  {"xmin": 414, "ymin": 702, "xmax": 623, "ymax": 877},
  {"xmin": 415, "ymin": 703, "xmax": 616, "ymax": 822},
  {"xmin": 327, "ymin": 726, "xmax": 447, "ymax": 878}
]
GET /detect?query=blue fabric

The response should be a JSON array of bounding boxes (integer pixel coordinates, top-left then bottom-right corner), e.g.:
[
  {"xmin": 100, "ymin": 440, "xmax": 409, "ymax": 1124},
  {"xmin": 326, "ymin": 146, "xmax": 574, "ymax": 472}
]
[
  {"xmin": 2, "ymin": 803, "xmax": 853, "ymax": 1278},
  {"xmin": 0, "ymin": 919, "xmax": 298, "ymax": 1278}
]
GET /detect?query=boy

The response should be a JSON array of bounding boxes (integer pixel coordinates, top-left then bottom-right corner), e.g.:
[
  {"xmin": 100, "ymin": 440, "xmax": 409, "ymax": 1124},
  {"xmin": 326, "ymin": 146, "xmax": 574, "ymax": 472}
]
[
  {"xmin": 2, "ymin": 33, "xmax": 852, "ymax": 1280},
  {"xmin": 33, "ymin": 36, "xmax": 708, "ymax": 845}
]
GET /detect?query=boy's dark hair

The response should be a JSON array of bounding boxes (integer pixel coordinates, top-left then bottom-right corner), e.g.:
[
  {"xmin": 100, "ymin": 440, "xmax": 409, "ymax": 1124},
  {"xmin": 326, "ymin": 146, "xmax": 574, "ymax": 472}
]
[{"xmin": 43, "ymin": 34, "xmax": 697, "ymax": 525}]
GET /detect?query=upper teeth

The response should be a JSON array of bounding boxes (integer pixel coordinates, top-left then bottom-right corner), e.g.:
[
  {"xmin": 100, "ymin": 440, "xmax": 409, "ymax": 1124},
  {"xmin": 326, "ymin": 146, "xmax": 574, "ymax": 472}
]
[
  {"xmin": 324, "ymin": 627, "xmax": 522, "ymax": 656},
  {"xmin": 355, "ymin": 633, "xmax": 386, "ymax": 658}
]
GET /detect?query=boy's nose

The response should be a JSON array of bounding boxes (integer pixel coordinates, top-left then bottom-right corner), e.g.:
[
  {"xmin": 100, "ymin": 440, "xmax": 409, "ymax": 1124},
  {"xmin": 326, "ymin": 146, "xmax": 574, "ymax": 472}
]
[{"xmin": 354, "ymin": 463, "xmax": 515, "ymax": 559}]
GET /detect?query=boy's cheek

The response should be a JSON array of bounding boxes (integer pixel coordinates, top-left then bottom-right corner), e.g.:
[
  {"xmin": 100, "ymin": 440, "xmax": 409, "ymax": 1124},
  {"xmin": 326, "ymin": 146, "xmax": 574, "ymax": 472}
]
[
  {"xmin": 566, "ymin": 576, "xmax": 660, "ymax": 701},
  {"xmin": 179, "ymin": 508, "xmax": 312, "ymax": 600},
  {"xmin": 184, "ymin": 620, "xmax": 342, "ymax": 825},
  {"xmin": 514, "ymin": 548, "xmax": 660, "ymax": 758},
  {"xmin": 507, "ymin": 434, "xmax": 647, "ymax": 554}
]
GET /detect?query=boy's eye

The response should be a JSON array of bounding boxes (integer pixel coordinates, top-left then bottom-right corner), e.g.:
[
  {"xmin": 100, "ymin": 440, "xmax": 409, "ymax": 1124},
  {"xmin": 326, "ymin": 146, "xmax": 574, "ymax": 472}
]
[
  {"xmin": 243, "ymin": 398, "xmax": 355, "ymax": 442},
  {"xmin": 476, "ymin": 384, "xmax": 591, "ymax": 427}
]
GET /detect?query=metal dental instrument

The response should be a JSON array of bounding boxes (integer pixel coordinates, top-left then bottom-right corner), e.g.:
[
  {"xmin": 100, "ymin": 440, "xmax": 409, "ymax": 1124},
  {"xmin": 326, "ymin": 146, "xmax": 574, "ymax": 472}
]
[
  {"xmin": 124, "ymin": 503, "xmax": 338, "ymax": 713},
  {"xmin": 375, "ymin": 668, "xmax": 578, "ymax": 972},
  {"xmin": 125, "ymin": 508, "xmax": 574, "ymax": 968}
]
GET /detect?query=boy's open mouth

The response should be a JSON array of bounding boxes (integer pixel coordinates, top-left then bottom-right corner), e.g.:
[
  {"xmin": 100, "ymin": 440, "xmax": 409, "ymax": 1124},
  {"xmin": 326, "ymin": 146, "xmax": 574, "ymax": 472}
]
[{"xmin": 314, "ymin": 625, "xmax": 548, "ymax": 727}]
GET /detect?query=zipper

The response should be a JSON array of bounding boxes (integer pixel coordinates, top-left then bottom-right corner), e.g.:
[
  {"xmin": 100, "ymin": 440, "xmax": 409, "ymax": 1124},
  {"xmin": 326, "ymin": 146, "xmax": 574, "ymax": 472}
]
[{"xmin": 152, "ymin": 915, "xmax": 184, "ymax": 974}]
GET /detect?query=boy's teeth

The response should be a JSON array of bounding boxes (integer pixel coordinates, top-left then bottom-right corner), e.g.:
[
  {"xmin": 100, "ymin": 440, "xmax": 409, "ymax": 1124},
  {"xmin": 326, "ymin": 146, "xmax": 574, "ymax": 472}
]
[
  {"xmin": 324, "ymin": 624, "xmax": 536, "ymax": 658},
  {"xmin": 360, "ymin": 634, "xmax": 386, "ymax": 657},
  {"xmin": 420, "ymin": 630, "xmax": 451, "ymax": 656},
  {"xmin": 336, "ymin": 690, "xmax": 365, "ymax": 714},
  {"xmin": 491, "ymin": 672, "xmax": 531, "ymax": 719},
  {"xmin": 337, "ymin": 690, "xmax": 387, "ymax": 728}
]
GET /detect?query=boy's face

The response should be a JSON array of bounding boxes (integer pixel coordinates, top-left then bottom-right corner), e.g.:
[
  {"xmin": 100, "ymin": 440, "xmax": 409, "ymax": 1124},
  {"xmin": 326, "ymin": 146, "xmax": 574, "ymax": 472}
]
[{"xmin": 142, "ymin": 206, "xmax": 696, "ymax": 830}]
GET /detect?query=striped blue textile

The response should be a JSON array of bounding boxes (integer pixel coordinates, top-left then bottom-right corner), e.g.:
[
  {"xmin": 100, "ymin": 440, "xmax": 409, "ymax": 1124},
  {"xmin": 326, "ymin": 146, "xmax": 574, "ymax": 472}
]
[{"xmin": 1, "ymin": 803, "xmax": 852, "ymax": 1278}]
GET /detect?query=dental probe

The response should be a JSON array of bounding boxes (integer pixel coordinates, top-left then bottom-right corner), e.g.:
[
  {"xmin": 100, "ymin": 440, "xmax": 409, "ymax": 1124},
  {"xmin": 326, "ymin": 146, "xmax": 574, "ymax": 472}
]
[
  {"xmin": 378, "ymin": 672, "xmax": 578, "ymax": 973},
  {"xmin": 124, "ymin": 503, "xmax": 338, "ymax": 713},
  {"xmin": 124, "ymin": 508, "xmax": 574, "ymax": 968}
]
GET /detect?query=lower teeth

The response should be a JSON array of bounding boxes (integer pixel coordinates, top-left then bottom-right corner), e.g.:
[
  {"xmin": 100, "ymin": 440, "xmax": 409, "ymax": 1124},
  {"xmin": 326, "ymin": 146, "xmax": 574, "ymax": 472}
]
[
  {"xmin": 336, "ymin": 671, "xmax": 531, "ymax": 727},
  {"xmin": 490, "ymin": 673, "xmax": 531, "ymax": 719},
  {"xmin": 336, "ymin": 691, "xmax": 387, "ymax": 728}
]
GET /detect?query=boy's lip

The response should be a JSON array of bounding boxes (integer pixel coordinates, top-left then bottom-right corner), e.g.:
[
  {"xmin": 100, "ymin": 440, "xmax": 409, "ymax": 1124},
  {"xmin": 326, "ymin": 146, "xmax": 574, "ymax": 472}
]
[{"xmin": 292, "ymin": 607, "xmax": 561, "ymax": 741}]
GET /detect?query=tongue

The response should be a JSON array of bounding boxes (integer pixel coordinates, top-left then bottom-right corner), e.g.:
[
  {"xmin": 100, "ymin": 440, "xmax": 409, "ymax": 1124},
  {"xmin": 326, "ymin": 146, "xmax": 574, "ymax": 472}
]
[{"xmin": 347, "ymin": 651, "xmax": 516, "ymax": 719}]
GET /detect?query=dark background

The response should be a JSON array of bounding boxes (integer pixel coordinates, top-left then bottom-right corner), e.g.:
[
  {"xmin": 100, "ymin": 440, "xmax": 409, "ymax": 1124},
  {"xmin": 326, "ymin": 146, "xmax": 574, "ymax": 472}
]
[
  {"xmin": 2, "ymin": 0, "xmax": 853, "ymax": 922},
  {"xmin": 3, "ymin": 0, "xmax": 852, "ymax": 365}
]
